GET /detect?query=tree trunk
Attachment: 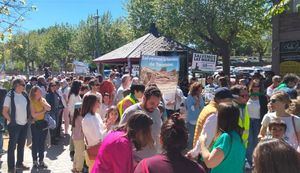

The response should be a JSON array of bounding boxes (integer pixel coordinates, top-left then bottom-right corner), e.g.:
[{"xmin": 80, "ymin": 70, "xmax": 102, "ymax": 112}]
[{"xmin": 220, "ymin": 46, "xmax": 231, "ymax": 76}]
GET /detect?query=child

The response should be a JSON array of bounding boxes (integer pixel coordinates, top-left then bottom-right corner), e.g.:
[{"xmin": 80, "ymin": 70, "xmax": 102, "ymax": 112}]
[
  {"xmin": 71, "ymin": 102, "xmax": 85, "ymax": 173},
  {"xmin": 104, "ymin": 106, "xmax": 120, "ymax": 134},
  {"xmin": 99, "ymin": 93, "xmax": 110, "ymax": 121},
  {"xmin": 268, "ymin": 118, "xmax": 287, "ymax": 139}
]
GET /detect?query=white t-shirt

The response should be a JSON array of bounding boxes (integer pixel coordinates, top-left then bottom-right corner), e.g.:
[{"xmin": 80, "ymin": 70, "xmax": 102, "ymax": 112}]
[
  {"xmin": 189, "ymin": 113, "xmax": 217, "ymax": 157},
  {"xmin": 261, "ymin": 112, "xmax": 300, "ymax": 149},
  {"xmin": 247, "ymin": 98, "xmax": 261, "ymax": 119},
  {"xmin": 82, "ymin": 112, "xmax": 105, "ymax": 147},
  {"xmin": 68, "ymin": 94, "xmax": 82, "ymax": 117},
  {"xmin": 4, "ymin": 91, "xmax": 28, "ymax": 125}
]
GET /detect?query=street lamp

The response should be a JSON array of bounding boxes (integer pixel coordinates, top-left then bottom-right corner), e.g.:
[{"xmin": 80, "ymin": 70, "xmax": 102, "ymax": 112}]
[{"xmin": 93, "ymin": 9, "xmax": 103, "ymax": 75}]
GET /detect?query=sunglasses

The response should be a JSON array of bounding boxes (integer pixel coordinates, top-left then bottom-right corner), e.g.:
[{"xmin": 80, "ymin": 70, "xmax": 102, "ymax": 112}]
[
  {"xmin": 253, "ymin": 85, "xmax": 260, "ymax": 88},
  {"xmin": 19, "ymin": 83, "xmax": 25, "ymax": 87},
  {"xmin": 50, "ymin": 85, "xmax": 56, "ymax": 87},
  {"xmin": 269, "ymin": 99, "xmax": 279, "ymax": 104}
]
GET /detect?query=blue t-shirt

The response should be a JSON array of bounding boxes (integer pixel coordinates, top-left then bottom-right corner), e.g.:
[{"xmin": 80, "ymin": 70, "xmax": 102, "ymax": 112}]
[
  {"xmin": 185, "ymin": 95, "xmax": 205, "ymax": 123},
  {"xmin": 210, "ymin": 131, "xmax": 246, "ymax": 173}
]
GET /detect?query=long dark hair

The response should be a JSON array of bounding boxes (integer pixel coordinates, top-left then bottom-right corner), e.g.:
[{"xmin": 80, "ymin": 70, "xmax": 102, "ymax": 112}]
[
  {"xmin": 72, "ymin": 107, "xmax": 81, "ymax": 128},
  {"xmin": 117, "ymin": 111, "xmax": 153, "ymax": 150},
  {"xmin": 253, "ymin": 138, "xmax": 300, "ymax": 173},
  {"xmin": 217, "ymin": 103, "xmax": 242, "ymax": 136},
  {"xmin": 161, "ymin": 113, "xmax": 188, "ymax": 156},
  {"xmin": 68, "ymin": 80, "xmax": 82, "ymax": 99},
  {"xmin": 81, "ymin": 94, "xmax": 100, "ymax": 117}
]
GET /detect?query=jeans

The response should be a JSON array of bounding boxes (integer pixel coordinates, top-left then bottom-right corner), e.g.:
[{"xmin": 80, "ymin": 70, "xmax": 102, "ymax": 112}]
[
  {"xmin": 7, "ymin": 123, "xmax": 28, "ymax": 169},
  {"xmin": 31, "ymin": 123, "xmax": 48, "ymax": 161},
  {"xmin": 187, "ymin": 122, "xmax": 196, "ymax": 149},
  {"xmin": 246, "ymin": 118, "xmax": 261, "ymax": 166}
]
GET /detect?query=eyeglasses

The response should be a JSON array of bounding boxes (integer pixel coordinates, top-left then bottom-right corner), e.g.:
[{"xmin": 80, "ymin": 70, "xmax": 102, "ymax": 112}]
[{"xmin": 269, "ymin": 99, "xmax": 279, "ymax": 104}]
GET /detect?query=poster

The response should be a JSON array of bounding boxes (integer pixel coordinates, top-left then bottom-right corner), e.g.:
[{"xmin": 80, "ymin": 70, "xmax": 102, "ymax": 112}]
[
  {"xmin": 279, "ymin": 40, "xmax": 300, "ymax": 75},
  {"xmin": 192, "ymin": 53, "xmax": 217, "ymax": 72},
  {"xmin": 131, "ymin": 64, "xmax": 140, "ymax": 77},
  {"xmin": 140, "ymin": 55, "xmax": 180, "ymax": 101}
]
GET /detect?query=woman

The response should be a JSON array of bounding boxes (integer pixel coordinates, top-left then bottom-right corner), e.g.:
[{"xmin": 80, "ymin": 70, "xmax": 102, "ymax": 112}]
[
  {"xmin": 253, "ymin": 138, "xmax": 300, "ymax": 173},
  {"xmin": 81, "ymin": 94, "xmax": 105, "ymax": 172},
  {"xmin": 185, "ymin": 82, "xmax": 205, "ymax": 148},
  {"xmin": 134, "ymin": 113, "xmax": 205, "ymax": 173},
  {"xmin": 258, "ymin": 91, "xmax": 300, "ymax": 150},
  {"xmin": 246, "ymin": 80, "xmax": 268, "ymax": 167},
  {"xmin": 30, "ymin": 86, "xmax": 51, "ymax": 168},
  {"xmin": 59, "ymin": 79, "xmax": 70, "ymax": 135},
  {"xmin": 91, "ymin": 111, "xmax": 153, "ymax": 173},
  {"xmin": 46, "ymin": 81, "xmax": 62, "ymax": 145},
  {"xmin": 199, "ymin": 103, "xmax": 245, "ymax": 173},
  {"xmin": 68, "ymin": 80, "xmax": 82, "ymax": 121}
]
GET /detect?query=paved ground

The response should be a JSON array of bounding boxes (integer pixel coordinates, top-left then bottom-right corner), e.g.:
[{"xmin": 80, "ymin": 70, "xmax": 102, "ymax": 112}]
[{"xmin": 0, "ymin": 134, "xmax": 73, "ymax": 173}]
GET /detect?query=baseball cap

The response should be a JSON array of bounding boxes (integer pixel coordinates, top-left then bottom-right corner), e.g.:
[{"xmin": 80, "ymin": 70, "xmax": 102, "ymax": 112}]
[{"xmin": 214, "ymin": 87, "xmax": 233, "ymax": 99}]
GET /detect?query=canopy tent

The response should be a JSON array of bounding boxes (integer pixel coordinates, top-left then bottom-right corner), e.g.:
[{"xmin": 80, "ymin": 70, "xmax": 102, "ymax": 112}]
[{"xmin": 93, "ymin": 33, "xmax": 195, "ymax": 64}]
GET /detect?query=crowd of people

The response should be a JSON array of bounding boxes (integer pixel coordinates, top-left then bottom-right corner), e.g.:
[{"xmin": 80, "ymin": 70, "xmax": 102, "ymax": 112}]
[{"xmin": 0, "ymin": 70, "xmax": 300, "ymax": 173}]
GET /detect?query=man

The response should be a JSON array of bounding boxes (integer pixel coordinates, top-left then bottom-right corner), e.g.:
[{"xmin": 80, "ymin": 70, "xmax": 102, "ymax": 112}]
[
  {"xmin": 117, "ymin": 84, "xmax": 145, "ymax": 116},
  {"xmin": 25, "ymin": 76, "xmax": 37, "ymax": 94},
  {"xmin": 3, "ymin": 78, "xmax": 31, "ymax": 172},
  {"xmin": 188, "ymin": 87, "xmax": 233, "ymax": 158},
  {"xmin": 120, "ymin": 86, "xmax": 162, "ymax": 160},
  {"xmin": 115, "ymin": 74, "xmax": 132, "ymax": 104},
  {"xmin": 266, "ymin": 75, "xmax": 281, "ymax": 98},
  {"xmin": 163, "ymin": 86, "xmax": 185, "ymax": 117},
  {"xmin": 231, "ymin": 84, "xmax": 250, "ymax": 147}
]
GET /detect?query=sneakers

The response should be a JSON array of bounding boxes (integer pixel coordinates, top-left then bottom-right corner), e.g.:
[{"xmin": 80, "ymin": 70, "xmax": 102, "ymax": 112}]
[
  {"xmin": 16, "ymin": 164, "xmax": 30, "ymax": 170},
  {"xmin": 39, "ymin": 161, "xmax": 48, "ymax": 169}
]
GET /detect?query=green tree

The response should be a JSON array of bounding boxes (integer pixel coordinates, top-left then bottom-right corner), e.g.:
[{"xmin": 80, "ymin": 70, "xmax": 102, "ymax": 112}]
[
  {"xmin": 0, "ymin": 0, "xmax": 36, "ymax": 40},
  {"xmin": 126, "ymin": 0, "xmax": 286, "ymax": 75}
]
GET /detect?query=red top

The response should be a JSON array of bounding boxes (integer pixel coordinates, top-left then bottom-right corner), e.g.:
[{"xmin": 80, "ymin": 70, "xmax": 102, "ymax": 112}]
[{"xmin": 134, "ymin": 154, "xmax": 205, "ymax": 173}]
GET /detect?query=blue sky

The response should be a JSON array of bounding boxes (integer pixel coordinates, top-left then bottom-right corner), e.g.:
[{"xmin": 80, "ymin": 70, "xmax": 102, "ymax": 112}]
[{"xmin": 20, "ymin": 0, "xmax": 127, "ymax": 32}]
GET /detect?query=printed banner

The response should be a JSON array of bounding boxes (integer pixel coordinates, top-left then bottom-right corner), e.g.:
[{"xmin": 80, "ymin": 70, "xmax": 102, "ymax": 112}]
[
  {"xmin": 192, "ymin": 53, "xmax": 217, "ymax": 72},
  {"xmin": 131, "ymin": 64, "xmax": 140, "ymax": 77},
  {"xmin": 140, "ymin": 55, "xmax": 180, "ymax": 101}
]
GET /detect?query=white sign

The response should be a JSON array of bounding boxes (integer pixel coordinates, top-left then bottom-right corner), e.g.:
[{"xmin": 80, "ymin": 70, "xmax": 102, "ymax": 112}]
[
  {"xmin": 131, "ymin": 65, "xmax": 139, "ymax": 77},
  {"xmin": 192, "ymin": 53, "xmax": 217, "ymax": 72}
]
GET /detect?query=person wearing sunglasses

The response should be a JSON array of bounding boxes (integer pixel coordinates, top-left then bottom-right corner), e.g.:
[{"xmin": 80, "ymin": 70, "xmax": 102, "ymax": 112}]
[
  {"xmin": 230, "ymin": 85, "xmax": 250, "ymax": 148},
  {"xmin": 258, "ymin": 91, "xmax": 300, "ymax": 152},
  {"xmin": 2, "ymin": 78, "xmax": 31, "ymax": 172},
  {"xmin": 245, "ymin": 80, "xmax": 268, "ymax": 169}
]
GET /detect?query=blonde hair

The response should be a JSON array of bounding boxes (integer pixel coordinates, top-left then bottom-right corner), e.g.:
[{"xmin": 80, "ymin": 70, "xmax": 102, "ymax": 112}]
[
  {"xmin": 287, "ymin": 99, "xmax": 300, "ymax": 115},
  {"xmin": 29, "ymin": 86, "xmax": 42, "ymax": 101}
]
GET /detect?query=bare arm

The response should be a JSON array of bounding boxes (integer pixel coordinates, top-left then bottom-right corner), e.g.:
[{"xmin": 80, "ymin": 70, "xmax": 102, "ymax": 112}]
[
  {"xmin": 258, "ymin": 125, "xmax": 267, "ymax": 140},
  {"xmin": 200, "ymin": 134, "xmax": 224, "ymax": 168},
  {"xmin": 30, "ymin": 104, "xmax": 47, "ymax": 119},
  {"xmin": 2, "ymin": 106, "xmax": 11, "ymax": 122},
  {"xmin": 41, "ymin": 98, "xmax": 51, "ymax": 111}
]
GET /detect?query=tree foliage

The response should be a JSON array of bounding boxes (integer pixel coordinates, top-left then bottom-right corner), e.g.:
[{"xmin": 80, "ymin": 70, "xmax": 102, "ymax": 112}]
[
  {"xmin": 0, "ymin": 0, "xmax": 36, "ymax": 40},
  {"xmin": 126, "ymin": 0, "xmax": 276, "ymax": 75}
]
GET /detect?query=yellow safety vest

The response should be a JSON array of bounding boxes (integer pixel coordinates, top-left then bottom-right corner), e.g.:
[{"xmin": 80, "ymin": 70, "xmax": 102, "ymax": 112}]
[
  {"xmin": 117, "ymin": 94, "xmax": 138, "ymax": 117},
  {"xmin": 238, "ymin": 105, "xmax": 250, "ymax": 148}
]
